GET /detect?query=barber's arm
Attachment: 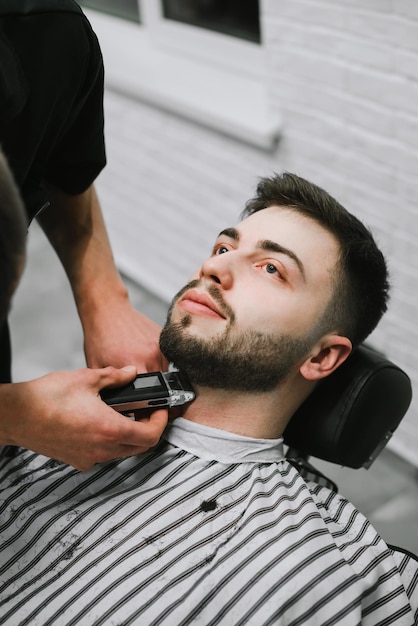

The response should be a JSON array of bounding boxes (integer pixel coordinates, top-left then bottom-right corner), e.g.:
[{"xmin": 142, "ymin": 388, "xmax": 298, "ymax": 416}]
[
  {"xmin": 38, "ymin": 182, "xmax": 168, "ymax": 372},
  {"xmin": 13, "ymin": 181, "xmax": 170, "ymax": 468},
  {"xmin": 0, "ymin": 366, "xmax": 168, "ymax": 471}
]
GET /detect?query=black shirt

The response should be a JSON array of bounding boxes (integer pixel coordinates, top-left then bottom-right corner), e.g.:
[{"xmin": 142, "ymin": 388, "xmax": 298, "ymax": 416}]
[{"xmin": 0, "ymin": 0, "xmax": 106, "ymax": 222}]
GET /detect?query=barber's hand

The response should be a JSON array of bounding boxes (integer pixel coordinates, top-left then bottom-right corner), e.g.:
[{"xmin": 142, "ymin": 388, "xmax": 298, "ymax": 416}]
[
  {"xmin": 0, "ymin": 366, "xmax": 168, "ymax": 471},
  {"xmin": 39, "ymin": 183, "xmax": 167, "ymax": 373},
  {"xmin": 83, "ymin": 305, "xmax": 168, "ymax": 373}
]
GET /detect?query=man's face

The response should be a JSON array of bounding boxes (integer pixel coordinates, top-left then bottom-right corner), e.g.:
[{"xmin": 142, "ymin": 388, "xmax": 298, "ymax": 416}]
[{"xmin": 160, "ymin": 207, "xmax": 340, "ymax": 392}]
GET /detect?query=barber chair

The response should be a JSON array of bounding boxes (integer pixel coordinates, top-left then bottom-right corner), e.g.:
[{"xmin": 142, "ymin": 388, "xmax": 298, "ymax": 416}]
[
  {"xmin": 284, "ymin": 343, "xmax": 412, "ymax": 469},
  {"xmin": 284, "ymin": 344, "xmax": 417, "ymax": 560}
]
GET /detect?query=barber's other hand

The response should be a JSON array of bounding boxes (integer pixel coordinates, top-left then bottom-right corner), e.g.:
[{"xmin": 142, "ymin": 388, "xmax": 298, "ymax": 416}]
[
  {"xmin": 83, "ymin": 304, "xmax": 168, "ymax": 373},
  {"xmin": 0, "ymin": 366, "xmax": 168, "ymax": 471}
]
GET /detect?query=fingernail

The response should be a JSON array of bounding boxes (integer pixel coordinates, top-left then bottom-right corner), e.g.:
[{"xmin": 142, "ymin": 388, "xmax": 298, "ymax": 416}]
[{"xmin": 121, "ymin": 365, "xmax": 136, "ymax": 373}]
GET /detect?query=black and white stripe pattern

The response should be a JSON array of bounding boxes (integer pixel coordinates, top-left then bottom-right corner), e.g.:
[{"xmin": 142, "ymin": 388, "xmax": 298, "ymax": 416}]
[{"xmin": 0, "ymin": 418, "xmax": 417, "ymax": 625}]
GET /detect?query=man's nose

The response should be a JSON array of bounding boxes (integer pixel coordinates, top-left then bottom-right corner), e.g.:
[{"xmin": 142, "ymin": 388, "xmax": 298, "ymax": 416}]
[{"xmin": 199, "ymin": 253, "xmax": 233, "ymax": 288}]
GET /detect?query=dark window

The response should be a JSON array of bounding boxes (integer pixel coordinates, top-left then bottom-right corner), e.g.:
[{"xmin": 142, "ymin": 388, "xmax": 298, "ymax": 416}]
[
  {"xmin": 78, "ymin": 0, "xmax": 140, "ymax": 23},
  {"xmin": 162, "ymin": 0, "xmax": 260, "ymax": 43}
]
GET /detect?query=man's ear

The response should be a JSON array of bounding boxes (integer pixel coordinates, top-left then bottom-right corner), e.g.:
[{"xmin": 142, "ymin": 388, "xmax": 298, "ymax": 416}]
[{"xmin": 300, "ymin": 335, "xmax": 352, "ymax": 381}]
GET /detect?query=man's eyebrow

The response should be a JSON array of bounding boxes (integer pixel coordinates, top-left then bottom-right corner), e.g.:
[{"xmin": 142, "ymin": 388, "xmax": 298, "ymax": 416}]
[
  {"xmin": 217, "ymin": 227, "xmax": 239, "ymax": 241},
  {"xmin": 216, "ymin": 227, "xmax": 306, "ymax": 280},
  {"xmin": 258, "ymin": 239, "xmax": 306, "ymax": 280}
]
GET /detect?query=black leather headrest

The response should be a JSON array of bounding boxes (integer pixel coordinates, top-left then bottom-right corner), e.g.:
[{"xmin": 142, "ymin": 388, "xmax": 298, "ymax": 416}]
[{"xmin": 283, "ymin": 344, "xmax": 412, "ymax": 468}]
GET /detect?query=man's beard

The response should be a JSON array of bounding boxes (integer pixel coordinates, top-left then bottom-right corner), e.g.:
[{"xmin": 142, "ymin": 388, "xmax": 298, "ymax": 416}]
[{"xmin": 159, "ymin": 281, "xmax": 314, "ymax": 393}]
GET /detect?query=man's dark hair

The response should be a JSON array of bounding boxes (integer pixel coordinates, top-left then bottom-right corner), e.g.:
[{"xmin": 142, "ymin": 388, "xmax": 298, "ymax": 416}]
[
  {"xmin": 0, "ymin": 147, "xmax": 26, "ymax": 321},
  {"xmin": 242, "ymin": 172, "xmax": 389, "ymax": 348}
]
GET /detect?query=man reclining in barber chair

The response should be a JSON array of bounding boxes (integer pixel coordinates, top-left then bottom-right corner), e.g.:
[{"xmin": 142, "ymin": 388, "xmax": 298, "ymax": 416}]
[{"xmin": 1, "ymin": 173, "xmax": 417, "ymax": 625}]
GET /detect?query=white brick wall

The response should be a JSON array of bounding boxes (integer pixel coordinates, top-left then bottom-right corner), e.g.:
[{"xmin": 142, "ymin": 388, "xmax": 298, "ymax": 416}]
[{"xmin": 97, "ymin": 0, "xmax": 418, "ymax": 467}]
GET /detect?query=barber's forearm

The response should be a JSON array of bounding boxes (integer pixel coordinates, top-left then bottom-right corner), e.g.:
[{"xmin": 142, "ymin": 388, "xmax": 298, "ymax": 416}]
[
  {"xmin": 38, "ymin": 183, "xmax": 129, "ymax": 322},
  {"xmin": 38, "ymin": 182, "xmax": 166, "ymax": 372}
]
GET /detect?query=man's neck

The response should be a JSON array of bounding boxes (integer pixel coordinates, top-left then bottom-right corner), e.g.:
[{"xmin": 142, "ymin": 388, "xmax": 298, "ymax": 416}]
[{"xmin": 180, "ymin": 378, "xmax": 310, "ymax": 440}]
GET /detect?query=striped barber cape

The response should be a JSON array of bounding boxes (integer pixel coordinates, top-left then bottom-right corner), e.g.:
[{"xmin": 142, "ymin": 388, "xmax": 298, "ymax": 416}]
[{"xmin": 0, "ymin": 417, "xmax": 417, "ymax": 625}]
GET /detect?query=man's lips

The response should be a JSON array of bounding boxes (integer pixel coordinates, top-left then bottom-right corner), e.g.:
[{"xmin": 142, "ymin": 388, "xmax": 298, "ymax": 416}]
[{"xmin": 178, "ymin": 290, "xmax": 227, "ymax": 319}]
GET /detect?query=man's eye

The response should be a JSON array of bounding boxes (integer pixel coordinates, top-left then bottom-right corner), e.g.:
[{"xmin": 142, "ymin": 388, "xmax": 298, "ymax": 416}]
[{"xmin": 216, "ymin": 245, "xmax": 229, "ymax": 255}]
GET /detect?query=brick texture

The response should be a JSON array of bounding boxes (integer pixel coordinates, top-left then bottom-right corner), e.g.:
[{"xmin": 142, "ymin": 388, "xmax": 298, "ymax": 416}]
[{"xmin": 97, "ymin": 0, "xmax": 418, "ymax": 466}]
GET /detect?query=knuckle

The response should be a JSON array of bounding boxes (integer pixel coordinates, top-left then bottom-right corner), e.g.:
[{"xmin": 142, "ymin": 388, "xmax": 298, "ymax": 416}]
[
  {"xmin": 99, "ymin": 366, "xmax": 115, "ymax": 382},
  {"xmin": 146, "ymin": 432, "xmax": 161, "ymax": 448},
  {"xmin": 100, "ymin": 421, "xmax": 119, "ymax": 442}
]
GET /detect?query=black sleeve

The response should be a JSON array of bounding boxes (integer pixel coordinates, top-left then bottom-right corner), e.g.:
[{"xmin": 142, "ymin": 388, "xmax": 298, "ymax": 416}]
[
  {"xmin": 0, "ymin": 3, "xmax": 106, "ymax": 218},
  {"xmin": 42, "ymin": 12, "xmax": 107, "ymax": 194}
]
